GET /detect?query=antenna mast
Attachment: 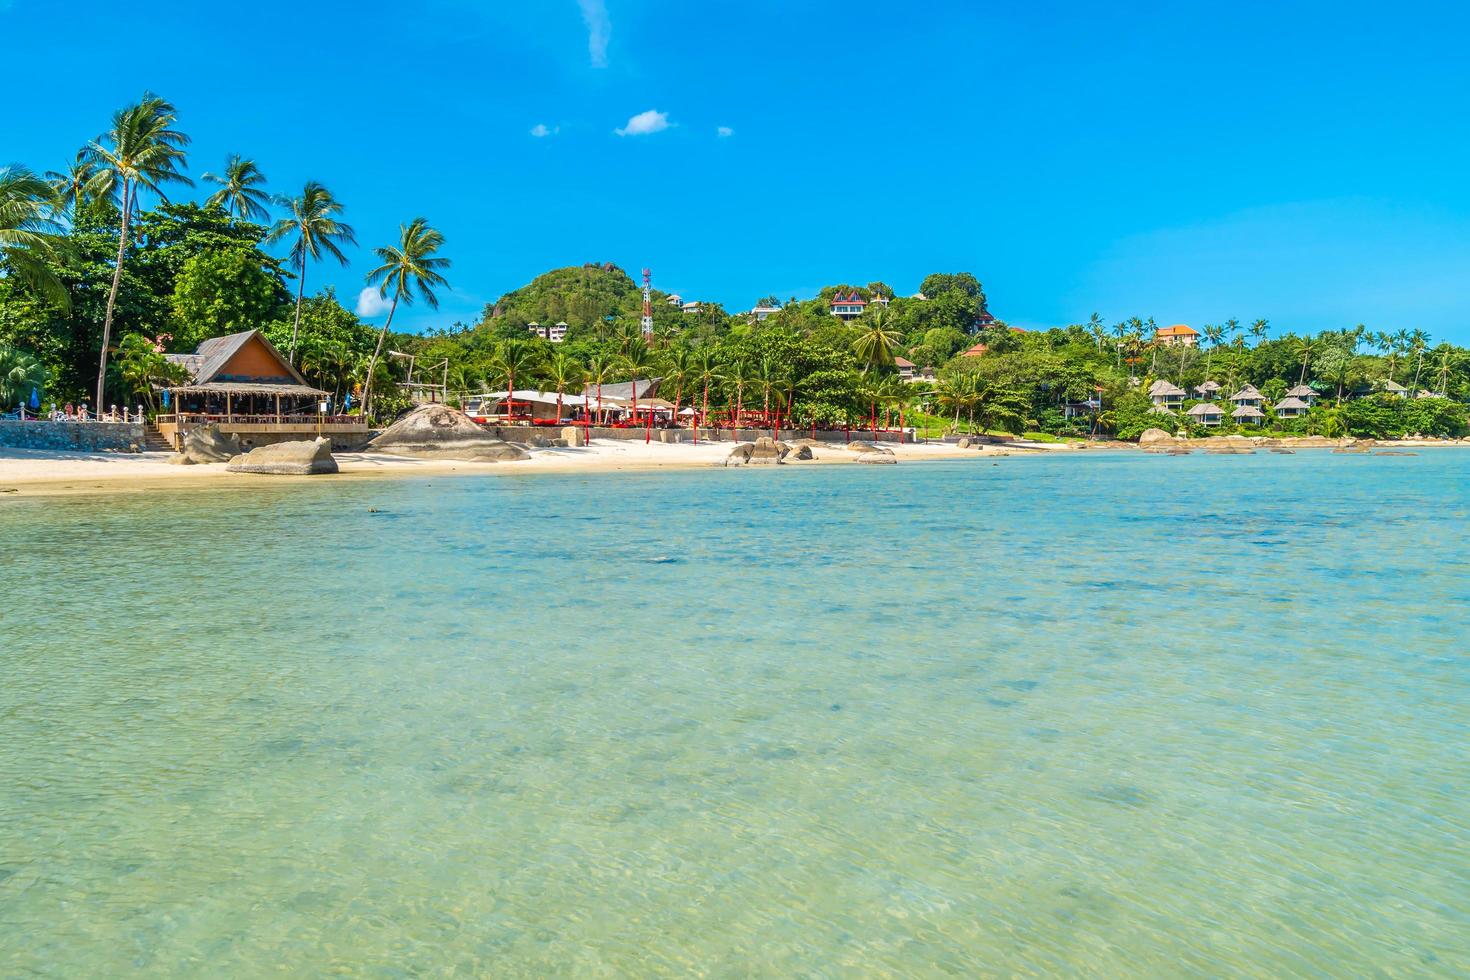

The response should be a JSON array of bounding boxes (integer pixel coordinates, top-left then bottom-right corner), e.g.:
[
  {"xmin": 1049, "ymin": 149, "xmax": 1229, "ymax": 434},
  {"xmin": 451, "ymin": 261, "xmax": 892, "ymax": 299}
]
[{"xmin": 641, "ymin": 268, "xmax": 654, "ymax": 337}]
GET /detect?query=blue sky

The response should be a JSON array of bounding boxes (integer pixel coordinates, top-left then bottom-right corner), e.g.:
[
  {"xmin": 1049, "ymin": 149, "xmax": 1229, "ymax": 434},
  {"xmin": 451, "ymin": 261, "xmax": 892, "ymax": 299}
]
[{"xmin": 6, "ymin": 0, "xmax": 1469, "ymax": 341}]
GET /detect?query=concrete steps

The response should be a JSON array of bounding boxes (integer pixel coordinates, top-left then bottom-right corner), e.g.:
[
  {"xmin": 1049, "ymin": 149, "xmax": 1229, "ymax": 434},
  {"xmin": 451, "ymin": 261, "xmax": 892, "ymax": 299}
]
[{"xmin": 144, "ymin": 424, "xmax": 174, "ymax": 452}]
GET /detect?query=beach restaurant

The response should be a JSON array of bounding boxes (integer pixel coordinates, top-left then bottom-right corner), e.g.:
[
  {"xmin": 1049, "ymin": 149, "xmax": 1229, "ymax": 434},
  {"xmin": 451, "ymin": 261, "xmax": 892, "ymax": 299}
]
[{"xmin": 155, "ymin": 329, "xmax": 368, "ymax": 450}]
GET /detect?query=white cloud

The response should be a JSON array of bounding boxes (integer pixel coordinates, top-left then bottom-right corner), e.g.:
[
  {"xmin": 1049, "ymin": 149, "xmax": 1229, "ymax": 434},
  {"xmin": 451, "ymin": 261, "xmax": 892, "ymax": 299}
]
[
  {"xmin": 717, "ymin": 126, "xmax": 734, "ymax": 138},
  {"xmin": 530, "ymin": 123, "xmax": 559, "ymax": 138},
  {"xmin": 355, "ymin": 287, "xmax": 393, "ymax": 318},
  {"xmin": 615, "ymin": 109, "xmax": 670, "ymax": 137},
  {"xmin": 578, "ymin": 0, "xmax": 610, "ymax": 68}
]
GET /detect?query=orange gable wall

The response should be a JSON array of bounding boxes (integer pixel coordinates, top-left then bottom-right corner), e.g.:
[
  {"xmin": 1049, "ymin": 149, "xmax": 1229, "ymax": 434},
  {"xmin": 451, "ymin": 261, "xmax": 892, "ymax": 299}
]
[{"xmin": 218, "ymin": 335, "xmax": 292, "ymax": 380}]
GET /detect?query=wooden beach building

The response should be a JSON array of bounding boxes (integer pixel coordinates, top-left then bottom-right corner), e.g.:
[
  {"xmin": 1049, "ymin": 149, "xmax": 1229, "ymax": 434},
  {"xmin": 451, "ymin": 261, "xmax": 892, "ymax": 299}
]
[{"xmin": 155, "ymin": 329, "xmax": 368, "ymax": 450}]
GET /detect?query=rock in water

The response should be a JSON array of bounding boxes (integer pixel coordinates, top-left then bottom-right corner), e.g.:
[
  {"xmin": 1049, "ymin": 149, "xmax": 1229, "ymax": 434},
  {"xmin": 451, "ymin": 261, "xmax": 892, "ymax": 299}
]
[
  {"xmin": 1137, "ymin": 428, "xmax": 1174, "ymax": 445},
  {"xmin": 369, "ymin": 404, "xmax": 525, "ymax": 461},
  {"xmin": 179, "ymin": 424, "xmax": 241, "ymax": 464},
  {"xmin": 226, "ymin": 438, "xmax": 338, "ymax": 475}
]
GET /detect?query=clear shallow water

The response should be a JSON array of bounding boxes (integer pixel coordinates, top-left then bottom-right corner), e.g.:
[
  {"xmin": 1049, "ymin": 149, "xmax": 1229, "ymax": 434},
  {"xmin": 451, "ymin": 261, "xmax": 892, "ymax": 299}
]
[{"xmin": 1, "ymin": 452, "xmax": 1467, "ymax": 976}]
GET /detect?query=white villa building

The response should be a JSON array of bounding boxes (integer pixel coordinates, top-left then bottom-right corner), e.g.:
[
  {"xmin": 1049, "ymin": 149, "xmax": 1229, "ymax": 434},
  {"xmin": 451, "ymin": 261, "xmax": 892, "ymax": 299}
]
[
  {"xmin": 526, "ymin": 321, "xmax": 569, "ymax": 343},
  {"xmin": 1231, "ymin": 384, "xmax": 1265, "ymax": 408},
  {"xmin": 1186, "ymin": 403, "xmax": 1224, "ymax": 427},
  {"xmin": 1148, "ymin": 379, "xmax": 1187, "ymax": 410},
  {"xmin": 830, "ymin": 291, "xmax": 868, "ymax": 320},
  {"xmin": 1273, "ymin": 396, "xmax": 1310, "ymax": 418},
  {"xmin": 1232, "ymin": 404, "xmax": 1266, "ymax": 426}
]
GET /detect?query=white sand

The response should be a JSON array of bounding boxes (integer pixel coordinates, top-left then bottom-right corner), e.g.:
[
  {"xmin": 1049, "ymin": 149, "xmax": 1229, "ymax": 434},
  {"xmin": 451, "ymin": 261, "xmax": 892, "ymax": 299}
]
[{"xmin": 0, "ymin": 438, "xmax": 1045, "ymax": 497}]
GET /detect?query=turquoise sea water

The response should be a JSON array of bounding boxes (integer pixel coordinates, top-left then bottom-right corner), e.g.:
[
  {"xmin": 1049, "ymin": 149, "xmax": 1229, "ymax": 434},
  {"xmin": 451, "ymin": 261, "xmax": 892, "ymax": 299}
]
[{"xmin": 1, "ymin": 452, "xmax": 1467, "ymax": 976}]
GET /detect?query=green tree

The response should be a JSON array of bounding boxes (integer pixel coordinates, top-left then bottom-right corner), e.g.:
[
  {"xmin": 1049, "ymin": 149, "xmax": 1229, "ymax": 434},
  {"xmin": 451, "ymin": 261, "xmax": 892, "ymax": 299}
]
[
  {"xmin": 362, "ymin": 217, "xmax": 450, "ymax": 419},
  {"xmin": 0, "ymin": 165, "xmax": 69, "ymax": 308},
  {"xmin": 619, "ymin": 338, "xmax": 656, "ymax": 425},
  {"xmin": 852, "ymin": 305, "xmax": 902, "ymax": 371},
  {"xmin": 545, "ymin": 351, "xmax": 584, "ymax": 421},
  {"xmin": 45, "ymin": 150, "xmax": 99, "ymax": 220},
  {"xmin": 266, "ymin": 182, "xmax": 356, "ymax": 364},
  {"xmin": 110, "ymin": 332, "xmax": 186, "ymax": 410},
  {"xmin": 83, "ymin": 93, "xmax": 192, "ymax": 411},
  {"xmin": 171, "ymin": 249, "xmax": 283, "ymax": 344},
  {"xmin": 0, "ymin": 340, "xmax": 50, "ymax": 409},
  {"xmin": 202, "ymin": 154, "xmax": 271, "ymax": 223},
  {"xmin": 490, "ymin": 340, "xmax": 541, "ymax": 415}
]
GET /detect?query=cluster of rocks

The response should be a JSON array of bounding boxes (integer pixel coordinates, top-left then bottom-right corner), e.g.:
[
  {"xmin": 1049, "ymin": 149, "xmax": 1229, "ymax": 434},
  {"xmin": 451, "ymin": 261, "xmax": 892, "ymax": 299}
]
[
  {"xmin": 226, "ymin": 438, "xmax": 339, "ymax": 475},
  {"xmin": 721, "ymin": 436, "xmax": 821, "ymax": 466},
  {"xmin": 368, "ymin": 405, "xmax": 530, "ymax": 461},
  {"xmin": 844, "ymin": 441, "xmax": 897, "ymax": 464}
]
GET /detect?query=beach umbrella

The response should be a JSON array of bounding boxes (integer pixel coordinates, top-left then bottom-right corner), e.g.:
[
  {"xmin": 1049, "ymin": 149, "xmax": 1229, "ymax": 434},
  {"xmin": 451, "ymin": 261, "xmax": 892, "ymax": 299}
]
[{"xmin": 30, "ymin": 388, "xmax": 40, "ymax": 410}]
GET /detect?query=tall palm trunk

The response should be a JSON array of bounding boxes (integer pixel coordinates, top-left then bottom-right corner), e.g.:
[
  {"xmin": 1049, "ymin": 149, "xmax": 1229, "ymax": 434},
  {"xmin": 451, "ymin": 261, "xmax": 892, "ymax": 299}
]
[
  {"xmin": 288, "ymin": 253, "xmax": 308, "ymax": 365},
  {"xmin": 96, "ymin": 180, "xmax": 134, "ymax": 410},
  {"xmin": 362, "ymin": 294, "xmax": 400, "ymax": 420}
]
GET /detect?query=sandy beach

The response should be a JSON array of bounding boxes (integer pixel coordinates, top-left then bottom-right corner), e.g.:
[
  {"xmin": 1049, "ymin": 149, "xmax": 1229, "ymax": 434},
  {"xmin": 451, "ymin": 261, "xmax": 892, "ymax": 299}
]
[{"xmin": 0, "ymin": 439, "xmax": 1039, "ymax": 498}]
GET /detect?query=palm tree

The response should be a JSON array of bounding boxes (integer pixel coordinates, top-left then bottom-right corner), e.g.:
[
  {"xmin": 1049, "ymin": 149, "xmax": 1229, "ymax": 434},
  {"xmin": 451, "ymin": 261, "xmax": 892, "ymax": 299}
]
[
  {"xmin": 1409, "ymin": 329, "xmax": 1430, "ymax": 392},
  {"xmin": 1202, "ymin": 324, "xmax": 1225, "ymax": 380},
  {"xmin": 693, "ymin": 349, "xmax": 722, "ymax": 437},
  {"xmin": 202, "ymin": 154, "xmax": 270, "ymax": 222},
  {"xmin": 754, "ymin": 356, "xmax": 786, "ymax": 431},
  {"xmin": 935, "ymin": 374, "xmax": 972, "ymax": 430},
  {"xmin": 619, "ymin": 338, "xmax": 656, "ymax": 435},
  {"xmin": 0, "ymin": 165, "xmax": 69, "ymax": 308},
  {"xmin": 0, "ymin": 341, "xmax": 50, "ymax": 410},
  {"xmin": 1387, "ymin": 328, "xmax": 1411, "ymax": 382},
  {"xmin": 83, "ymin": 93, "xmax": 192, "ymax": 412},
  {"xmin": 852, "ymin": 306, "xmax": 901, "ymax": 371},
  {"xmin": 1290, "ymin": 336, "xmax": 1318, "ymax": 384},
  {"xmin": 266, "ymin": 182, "xmax": 357, "ymax": 365},
  {"xmin": 725, "ymin": 359, "xmax": 751, "ymax": 432},
  {"xmin": 660, "ymin": 346, "xmax": 694, "ymax": 426},
  {"xmin": 585, "ymin": 353, "xmax": 614, "ymax": 428},
  {"xmin": 362, "ymin": 217, "xmax": 450, "ymax": 419},
  {"xmin": 1087, "ymin": 312, "xmax": 1106, "ymax": 351},
  {"xmin": 490, "ymin": 340, "xmax": 541, "ymax": 420},
  {"xmin": 1249, "ymin": 319, "xmax": 1268, "ymax": 347},
  {"xmin": 44, "ymin": 150, "xmax": 98, "ymax": 220},
  {"xmin": 546, "ymin": 352, "xmax": 584, "ymax": 422}
]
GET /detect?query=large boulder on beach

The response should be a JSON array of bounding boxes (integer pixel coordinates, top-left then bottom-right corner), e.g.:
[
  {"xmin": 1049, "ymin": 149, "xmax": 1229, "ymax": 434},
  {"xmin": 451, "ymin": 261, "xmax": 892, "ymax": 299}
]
[
  {"xmin": 1137, "ymin": 428, "xmax": 1174, "ymax": 445},
  {"xmin": 855, "ymin": 449, "xmax": 897, "ymax": 463},
  {"xmin": 723, "ymin": 443, "xmax": 755, "ymax": 466},
  {"xmin": 790, "ymin": 445, "xmax": 814, "ymax": 460},
  {"xmin": 368, "ymin": 404, "xmax": 525, "ymax": 461},
  {"xmin": 175, "ymin": 424, "xmax": 241, "ymax": 464},
  {"xmin": 226, "ymin": 438, "xmax": 338, "ymax": 475},
  {"xmin": 747, "ymin": 436, "xmax": 788, "ymax": 464},
  {"xmin": 561, "ymin": 426, "xmax": 587, "ymax": 447}
]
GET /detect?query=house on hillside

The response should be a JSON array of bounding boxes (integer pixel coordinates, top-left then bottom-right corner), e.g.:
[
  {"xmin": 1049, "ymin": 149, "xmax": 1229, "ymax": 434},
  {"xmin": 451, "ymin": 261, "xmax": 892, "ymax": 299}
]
[
  {"xmin": 1273, "ymin": 396, "xmax": 1310, "ymax": 418},
  {"xmin": 1193, "ymin": 380, "xmax": 1221, "ymax": 400},
  {"xmin": 1284, "ymin": 384, "xmax": 1317, "ymax": 406},
  {"xmin": 830, "ymin": 291, "xmax": 867, "ymax": 320},
  {"xmin": 1230, "ymin": 384, "xmax": 1265, "ymax": 408},
  {"xmin": 961, "ymin": 343, "xmax": 988, "ymax": 358},
  {"xmin": 1232, "ymin": 404, "xmax": 1265, "ymax": 426},
  {"xmin": 1375, "ymin": 379, "xmax": 1408, "ymax": 397},
  {"xmin": 1155, "ymin": 324, "xmax": 1200, "ymax": 347},
  {"xmin": 157, "ymin": 329, "xmax": 368, "ymax": 450},
  {"xmin": 526, "ymin": 321, "xmax": 569, "ymax": 343},
  {"xmin": 893, "ymin": 357, "xmax": 935, "ymax": 383},
  {"xmin": 750, "ymin": 304, "xmax": 781, "ymax": 322},
  {"xmin": 1148, "ymin": 380, "xmax": 1187, "ymax": 409},
  {"xmin": 1186, "ymin": 403, "xmax": 1224, "ymax": 427}
]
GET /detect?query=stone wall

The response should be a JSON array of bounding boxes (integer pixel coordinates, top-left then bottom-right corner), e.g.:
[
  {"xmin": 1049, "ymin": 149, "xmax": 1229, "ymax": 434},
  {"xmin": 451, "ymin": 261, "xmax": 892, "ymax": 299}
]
[
  {"xmin": 0, "ymin": 420, "xmax": 145, "ymax": 453},
  {"xmin": 487, "ymin": 425, "xmax": 921, "ymax": 445}
]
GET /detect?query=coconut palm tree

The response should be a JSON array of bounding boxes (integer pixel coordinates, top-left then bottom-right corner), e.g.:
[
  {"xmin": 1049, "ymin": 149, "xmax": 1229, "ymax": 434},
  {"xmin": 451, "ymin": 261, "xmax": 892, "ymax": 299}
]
[
  {"xmin": 44, "ymin": 150, "xmax": 98, "ymax": 220},
  {"xmin": 266, "ymin": 182, "xmax": 357, "ymax": 365},
  {"xmin": 693, "ymin": 349, "xmax": 722, "ymax": 436},
  {"xmin": 490, "ymin": 340, "xmax": 541, "ymax": 420},
  {"xmin": 1433, "ymin": 345, "xmax": 1461, "ymax": 397},
  {"xmin": 1249, "ymin": 319, "xmax": 1269, "ymax": 347},
  {"xmin": 1202, "ymin": 324, "xmax": 1225, "ymax": 379},
  {"xmin": 852, "ymin": 306, "xmax": 901, "ymax": 371},
  {"xmin": 0, "ymin": 341, "xmax": 50, "ymax": 410},
  {"xmin": 660, "ymin": 346, "xmax": 694, "ymax": 425},
  {"xmin": 546, "ymin": 352, "xmax": 584, "ymax": 422},
  {"xmin": 619, "ymin": 338, "xmax": 656, "ymax": 434},
  {"xmin": 725, "ymin": 359, "xmax": 751, "ymax": 432},
  {"xmin": 585, "ymin": 353, "xmax": 614, "ymax": 428},
  {"xmin": 1387, "ymin": 328, "xmax": 1411, "ymax": 382},
  {"xmin": 754, "ymin": 355, "xmax": 786, "ymax": 431},
  {"xmin": 1290, "ymin": 336, "xmax": 1318, "ymax": 385},
  {"xmin": 362, "ymin": 217, "xmax": 450, "ymax": 419},
  {"xmin": 935, "ymin": 374, "xmax": 972, "ymax": 430},
  {"xmin": 1408, "ymin": 329, "xmax": 1430, "ymax": 392},
  {"xmin": 83, "ymin": 93, "xmax": 192, "ymax": 412},
  {"xmin": 202, "ymin": 154, "xmax": 271, "ymax": 222},
  {"xmin": 0, "ymin": 165, "xmax": 68, "ymax": 308}
]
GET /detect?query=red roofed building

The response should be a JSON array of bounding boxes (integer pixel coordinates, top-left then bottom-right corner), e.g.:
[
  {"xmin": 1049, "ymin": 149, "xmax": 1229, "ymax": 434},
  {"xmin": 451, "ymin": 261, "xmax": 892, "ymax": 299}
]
[
  {"xmin": 830, "ymin": 291, "xmax": 868, "ymax": 321},
  {"xmin": 1155, "ymin": 324, "xmax": 1199, "ymax": 347}
]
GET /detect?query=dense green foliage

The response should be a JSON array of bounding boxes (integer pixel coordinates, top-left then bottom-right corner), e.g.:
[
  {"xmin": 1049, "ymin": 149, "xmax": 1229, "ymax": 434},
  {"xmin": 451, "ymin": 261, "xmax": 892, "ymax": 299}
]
[{"xmin": 3, "ymin": 97, "xmax": 1468, "ymax": 438}]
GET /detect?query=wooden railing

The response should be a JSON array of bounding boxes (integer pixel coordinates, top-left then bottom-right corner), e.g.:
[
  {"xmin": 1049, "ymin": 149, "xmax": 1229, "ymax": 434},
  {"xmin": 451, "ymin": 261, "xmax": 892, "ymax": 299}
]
[{"xmin": 156, "ymin": 413, "xmax": 364, "ymax": 426}]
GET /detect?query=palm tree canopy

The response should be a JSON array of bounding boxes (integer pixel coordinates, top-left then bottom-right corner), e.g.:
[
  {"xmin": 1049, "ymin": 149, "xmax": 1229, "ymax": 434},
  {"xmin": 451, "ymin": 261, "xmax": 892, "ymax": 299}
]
[
  {"xmin": 853, "ymin": 307, "xmax": 902, "ymax": 370},
  {"xmin": 266, "ymin": 181, "xmax": 356, "ymax": 268},
  {"xmin": 0, "ymin": 165, "xmax": 69, "ymax": 307},
  {"xmin": 45, "ymin": 150, "xmax": 99, "ymax": 215},
  {"xmin": 203, "ymin": 154, "xmax": 271, "ymax": 222},
  {"xmin": 366, "ymin": 217, "xmax": 450, "ymax": 309},
  {"xmin": 83, "ymin": 93, "xmax": 192, "ymax": 211}
]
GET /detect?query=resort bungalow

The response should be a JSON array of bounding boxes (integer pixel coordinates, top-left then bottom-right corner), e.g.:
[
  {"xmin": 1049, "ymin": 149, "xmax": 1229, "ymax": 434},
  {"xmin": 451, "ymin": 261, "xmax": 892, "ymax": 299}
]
[
  {"xmin": 157, "ymin": 329, "xmax": 367, "ymax": 450},
  {"xmin": 1193, "ymin": 380, "xmax": 1221, "ymax": 400},
  {"xmin": 893, "ymin": 357, "xmax": 935, "ymax": 383},
  {"xmin": 467, "ymin": 390, "xmax": 596, "ymax": 424},
  {"xmin": 1273, "ymin": 396, "xmax": 1310, "ymax": 419},
  {"xmin": 830, "ymin": 291, "xmax": 867, "ymax": 321},
  {"xmin": 1154, "ymin": 324, "xmax": 1200, "ymax": 347},
  {"xmin": 1147, "ymin": 380, "xmax": 1187, "ymax": 409},
  {"xmin": 1284, "ymin": 384, "xmax": 1317, "ymax": 406},
  {"xmin": 1230, "ymin": 384, "xmax": 1265, "ymax": 409},
  {"xmin": 1232, "ymin": 404, "xmax": 1266, "ymax": 426},
  {"xmin": 749, "ymin": 304, "xmax": 781, "ymax": 322},
  {"xmin": 1375, "ymin": 379, "xmax": 1409, "ymax": 397},
  {"xmin": 1186, "ymin": 402, "xmax": 1224, "ymax": 427}
]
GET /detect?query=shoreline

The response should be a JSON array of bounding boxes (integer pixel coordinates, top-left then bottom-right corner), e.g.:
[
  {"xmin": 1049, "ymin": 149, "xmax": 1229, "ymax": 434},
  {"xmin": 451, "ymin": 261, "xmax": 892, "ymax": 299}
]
[
  {"xmin": 0, "ymin": 439, "xmax": 1037, "ymax": 498},
  {"xmin": 3, "ymin": 436, "xmax": 1466, "ymax": 499}
]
